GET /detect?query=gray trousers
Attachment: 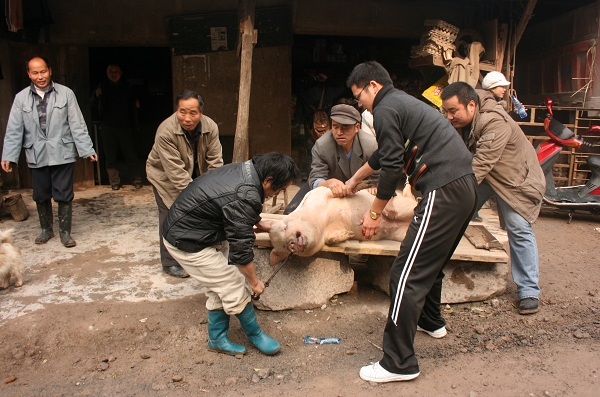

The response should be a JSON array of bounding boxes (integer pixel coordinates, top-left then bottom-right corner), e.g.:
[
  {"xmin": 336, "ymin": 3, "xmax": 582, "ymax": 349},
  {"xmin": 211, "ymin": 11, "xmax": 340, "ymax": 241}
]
[{"xmin": 152, "ymin": 186, "xmax": 181, "ymax": 268}]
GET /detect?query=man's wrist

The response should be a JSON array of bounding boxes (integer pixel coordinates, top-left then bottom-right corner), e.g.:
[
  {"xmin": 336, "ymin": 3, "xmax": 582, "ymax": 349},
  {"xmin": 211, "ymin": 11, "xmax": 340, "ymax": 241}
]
[{"xmin": 369, "ymin": 209, "xmax": 381, "ymax": 220}]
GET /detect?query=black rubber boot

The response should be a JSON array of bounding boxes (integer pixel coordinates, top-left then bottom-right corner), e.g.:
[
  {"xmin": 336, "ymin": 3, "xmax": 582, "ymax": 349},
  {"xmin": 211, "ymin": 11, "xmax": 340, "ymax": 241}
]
[
  {"xmin": 35, "ymin": 200, "xmax": 54, "ymax": 244},
  {"xmin": 58, "ymin": 202, "xmax": 76, "ymax": 247}
]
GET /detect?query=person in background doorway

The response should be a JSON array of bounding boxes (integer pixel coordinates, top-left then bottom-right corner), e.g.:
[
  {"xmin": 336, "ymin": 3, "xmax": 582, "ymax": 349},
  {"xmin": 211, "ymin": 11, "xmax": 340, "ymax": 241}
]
[
  {"xmin": 91, "ymin": 63, "xmax": 143, "ymax": 190},
  {"xmin": 2, "ymin": 56, "xmax": 97, "ymax": 247},
  {"xmin": 146, "ymin": 89, "xmax": 223, "ymax": 278}
]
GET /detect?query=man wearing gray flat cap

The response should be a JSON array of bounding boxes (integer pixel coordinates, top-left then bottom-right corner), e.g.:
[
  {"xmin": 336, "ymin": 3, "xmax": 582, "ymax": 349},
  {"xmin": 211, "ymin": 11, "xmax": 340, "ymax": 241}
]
[{"xmin": 284, "ymin": 104, "xmax": 378, "ymax": 213}]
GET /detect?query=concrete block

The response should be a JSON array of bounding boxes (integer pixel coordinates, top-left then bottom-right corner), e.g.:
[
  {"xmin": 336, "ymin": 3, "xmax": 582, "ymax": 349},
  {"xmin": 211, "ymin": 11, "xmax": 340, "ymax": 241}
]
[
  {"xmin": 369, "ymin": 257, "xmax": 509, "ymax": 304},
  {"xmin": 252, "ymin": 248, "xmax": 355, "ymax": 311}
]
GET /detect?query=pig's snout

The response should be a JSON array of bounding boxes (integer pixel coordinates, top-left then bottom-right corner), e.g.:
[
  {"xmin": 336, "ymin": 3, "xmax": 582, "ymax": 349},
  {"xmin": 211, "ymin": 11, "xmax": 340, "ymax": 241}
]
[{"xmin": 287, "ymin": 231, "xmax": 306, "ymax": 254}]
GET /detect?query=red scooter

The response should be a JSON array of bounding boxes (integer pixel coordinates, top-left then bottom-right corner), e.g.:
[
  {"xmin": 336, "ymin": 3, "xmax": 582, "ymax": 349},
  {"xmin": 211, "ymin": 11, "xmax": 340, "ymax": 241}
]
[{"xmin": 537, "ymin": 98, "xmax": 600, "ymax": 221}]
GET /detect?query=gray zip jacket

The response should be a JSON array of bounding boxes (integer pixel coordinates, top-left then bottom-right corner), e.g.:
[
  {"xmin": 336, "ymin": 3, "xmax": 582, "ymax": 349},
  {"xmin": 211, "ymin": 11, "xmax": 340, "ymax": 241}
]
[{"xmin": 2, "ymin": 82, "xmax": 96, "ymax": 168}]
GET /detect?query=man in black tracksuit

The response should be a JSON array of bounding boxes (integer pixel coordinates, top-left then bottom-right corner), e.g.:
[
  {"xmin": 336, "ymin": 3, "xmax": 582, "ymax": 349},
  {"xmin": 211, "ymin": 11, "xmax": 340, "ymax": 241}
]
[{"xmin": 345, "ymin": 61, "xmax": 477, "ymax": 382}]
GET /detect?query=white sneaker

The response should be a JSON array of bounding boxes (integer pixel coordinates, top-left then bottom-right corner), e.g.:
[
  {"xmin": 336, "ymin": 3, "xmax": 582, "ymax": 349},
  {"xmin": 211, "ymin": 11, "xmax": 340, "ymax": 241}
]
[
  {"xmin": 417, "ymin": 325, "xmax": 447, "ymax": 339},
  {"xmin": 359, "ymin": 361, "xmax": 420, "ymax": 383}
]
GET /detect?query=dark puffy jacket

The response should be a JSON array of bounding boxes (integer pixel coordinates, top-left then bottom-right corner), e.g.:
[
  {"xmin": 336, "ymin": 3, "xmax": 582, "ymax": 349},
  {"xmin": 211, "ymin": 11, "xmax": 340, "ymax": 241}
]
[{"xmin": 162, "ymin": 160, "xmax": 264, "ymax": 266}]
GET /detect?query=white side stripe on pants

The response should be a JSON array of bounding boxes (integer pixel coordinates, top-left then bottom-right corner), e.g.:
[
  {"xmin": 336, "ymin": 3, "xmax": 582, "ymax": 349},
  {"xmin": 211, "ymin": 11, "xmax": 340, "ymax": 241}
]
[{"xmin": 391, "ymin": 190, "xmax": 436, "ymax": 325}]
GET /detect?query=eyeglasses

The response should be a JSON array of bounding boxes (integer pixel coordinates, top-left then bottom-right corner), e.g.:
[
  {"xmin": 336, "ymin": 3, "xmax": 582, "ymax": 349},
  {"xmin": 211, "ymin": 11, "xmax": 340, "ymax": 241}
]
[{"xmin": 354, "ymin": 85, "xmax": 368, "ymax": 101}]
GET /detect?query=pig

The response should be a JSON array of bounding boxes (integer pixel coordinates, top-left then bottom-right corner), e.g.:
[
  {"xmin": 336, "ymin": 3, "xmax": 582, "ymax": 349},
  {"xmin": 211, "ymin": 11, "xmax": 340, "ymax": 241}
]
[{"xmin": 268, "ymin": 184, "xmax": 418, "ymax": 264}]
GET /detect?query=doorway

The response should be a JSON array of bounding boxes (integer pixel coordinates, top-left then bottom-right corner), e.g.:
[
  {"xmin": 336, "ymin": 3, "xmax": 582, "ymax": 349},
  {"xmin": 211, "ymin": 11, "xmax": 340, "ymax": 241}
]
[
  {"xmin": 290, "ymin": 34, "xmax": 422, "ymax": 177},
  {"xmin": 88, "ymin": 47, "xmax": 173, "ymax": 186}
]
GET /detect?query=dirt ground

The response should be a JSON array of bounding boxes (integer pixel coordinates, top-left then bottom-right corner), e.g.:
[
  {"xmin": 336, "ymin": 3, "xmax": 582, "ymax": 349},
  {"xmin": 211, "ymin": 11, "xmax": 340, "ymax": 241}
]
[{"xmin": 0, "ymin": 184, "xmax": 599, "ymax": 397}]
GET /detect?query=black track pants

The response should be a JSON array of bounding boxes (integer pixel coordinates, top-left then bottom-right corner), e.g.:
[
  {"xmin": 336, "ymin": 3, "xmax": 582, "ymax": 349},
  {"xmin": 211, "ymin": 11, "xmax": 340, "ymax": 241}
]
[{"xmin": 380, "ymin": 173, "xmax": 477, "ymax": 375}]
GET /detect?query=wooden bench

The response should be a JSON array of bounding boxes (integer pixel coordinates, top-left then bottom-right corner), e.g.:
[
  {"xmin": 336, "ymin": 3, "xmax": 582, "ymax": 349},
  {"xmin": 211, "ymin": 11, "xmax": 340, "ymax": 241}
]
[{"xmin": 255, "ymin": 213, "xmax": 508, "ymax": 263}]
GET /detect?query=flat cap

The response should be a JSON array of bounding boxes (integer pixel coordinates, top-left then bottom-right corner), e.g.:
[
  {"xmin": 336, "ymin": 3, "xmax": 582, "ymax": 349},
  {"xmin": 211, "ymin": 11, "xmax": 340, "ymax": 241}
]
[{"xmin": 330, "ymin": 104, "xmax": 361, "ymax": 125}]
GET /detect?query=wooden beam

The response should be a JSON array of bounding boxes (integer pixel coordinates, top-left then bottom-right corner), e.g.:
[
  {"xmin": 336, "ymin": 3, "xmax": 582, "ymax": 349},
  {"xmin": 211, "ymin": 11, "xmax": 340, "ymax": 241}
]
[
  {"xmin": 514, "ymin": 0, "xmax": 538, "ymax": 48},
  {"xmin": 232, "ymin": 0, "xmax": 256, "ymax": 162}
]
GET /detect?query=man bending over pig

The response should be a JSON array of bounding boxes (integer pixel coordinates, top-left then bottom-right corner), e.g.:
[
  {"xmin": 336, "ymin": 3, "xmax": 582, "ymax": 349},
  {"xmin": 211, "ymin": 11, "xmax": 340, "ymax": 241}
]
[
  {"xmin": 284, "ymin": 104, "xmax": 378, "ymax": 213},
  {"xmin": 162, "ymin": 152, "xmax": 299, "ymax": 356},
  {"xmin": 345, "ymin": 61, "xmax": 477, "ymax": 383}
]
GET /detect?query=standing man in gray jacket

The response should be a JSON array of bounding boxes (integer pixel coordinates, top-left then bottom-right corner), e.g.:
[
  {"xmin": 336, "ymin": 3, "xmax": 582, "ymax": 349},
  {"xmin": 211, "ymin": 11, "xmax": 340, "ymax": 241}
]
[{"xmin": 2, "ymin": 57, "xmax": 97, "ymax": 247}]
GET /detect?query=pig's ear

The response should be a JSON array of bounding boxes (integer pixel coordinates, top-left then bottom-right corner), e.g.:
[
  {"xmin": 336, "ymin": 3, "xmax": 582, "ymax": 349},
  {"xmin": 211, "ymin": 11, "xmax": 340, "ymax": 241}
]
[{"xmin": 270, "ymin": 248, "xmax": 290, "ymax": 265}]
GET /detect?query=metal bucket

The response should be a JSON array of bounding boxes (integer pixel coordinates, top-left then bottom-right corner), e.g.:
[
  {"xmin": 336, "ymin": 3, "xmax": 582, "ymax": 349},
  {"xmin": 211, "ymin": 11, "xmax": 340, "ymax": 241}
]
[{"xmin": 3, "ymin": 194, "xmax": 30, "ymax": 222}]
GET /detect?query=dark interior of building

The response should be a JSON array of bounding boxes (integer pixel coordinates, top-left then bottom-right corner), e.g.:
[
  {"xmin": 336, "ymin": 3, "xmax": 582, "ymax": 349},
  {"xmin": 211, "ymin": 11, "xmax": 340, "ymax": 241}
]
[
  {"xmin": 290, "ymin": 34, "xmax": 422, "ymax": 176},
  {"xmin": 88, "ymin": 47, "xmax": 173, "ymax": 185}
]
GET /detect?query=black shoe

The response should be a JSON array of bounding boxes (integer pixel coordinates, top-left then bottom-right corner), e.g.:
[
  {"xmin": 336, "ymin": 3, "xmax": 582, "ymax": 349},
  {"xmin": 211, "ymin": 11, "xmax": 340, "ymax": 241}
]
[
  {"xmin": 163, "ymin": 265, "xmax": 190, "ymax": 278},
  {"xmin": 111, "ymin": 184, "xmax": 120, "ymax": 191},
  {"xmin": 519, "ymin": 298, "xmax": 539, "ymax": 315}
]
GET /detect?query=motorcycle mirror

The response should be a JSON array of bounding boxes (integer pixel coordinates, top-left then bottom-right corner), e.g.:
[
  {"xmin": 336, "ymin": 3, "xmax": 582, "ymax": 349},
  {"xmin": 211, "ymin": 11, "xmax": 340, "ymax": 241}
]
[{"xmin": 544, "ymin": 97, "xmax": 554, "ymax": 117}]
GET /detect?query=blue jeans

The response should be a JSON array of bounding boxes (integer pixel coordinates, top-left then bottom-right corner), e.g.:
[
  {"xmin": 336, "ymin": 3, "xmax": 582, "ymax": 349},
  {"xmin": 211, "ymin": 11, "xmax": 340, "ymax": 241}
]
[{"xmin": 477, "ymin": 182, "xmax": 540, "ymax": 300}]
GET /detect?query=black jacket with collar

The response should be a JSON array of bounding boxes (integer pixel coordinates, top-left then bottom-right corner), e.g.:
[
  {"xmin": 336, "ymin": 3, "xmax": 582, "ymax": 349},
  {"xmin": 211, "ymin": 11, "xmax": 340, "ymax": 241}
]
[
  {"xmin": 367, "ymin": 84, "xmax": 474, "ymax": 198},
  {"xmin": 162, "ymin": 160, "xmax": 264, "ymax": 266}
]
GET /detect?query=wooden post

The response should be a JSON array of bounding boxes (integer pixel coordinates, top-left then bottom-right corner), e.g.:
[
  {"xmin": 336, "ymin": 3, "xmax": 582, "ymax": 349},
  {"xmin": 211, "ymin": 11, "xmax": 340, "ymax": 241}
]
[{"xmin": 232, "ymin": 0, "xmax": 256, "ymax": 163}]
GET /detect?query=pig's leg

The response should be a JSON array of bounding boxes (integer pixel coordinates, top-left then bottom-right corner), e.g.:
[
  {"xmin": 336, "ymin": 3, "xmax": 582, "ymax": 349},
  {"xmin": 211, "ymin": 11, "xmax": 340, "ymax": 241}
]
[{"xmin": 324, "ymin": 229, "xmax": 355, "ymax": 244}]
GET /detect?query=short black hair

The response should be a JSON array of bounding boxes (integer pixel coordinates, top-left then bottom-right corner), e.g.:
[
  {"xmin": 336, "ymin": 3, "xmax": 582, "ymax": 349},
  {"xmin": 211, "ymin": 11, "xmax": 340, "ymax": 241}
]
[
  {"xmin": 26, "ymin": 56, "xmax": 51, "ymax": 71},
  {"xmin": 252, "ymin": 152, "xmax": 300, "ymax": 191},
  {"xmin": 175, "ymin": 89, "xmax": 204, "ymax": 111},
  {"xmin": 346, "ymin": 61, "xmax": 393, "ymax": 89},
  {"xmin": 440, "ymin": 82, "xmax": 479, "ymax": 108}
]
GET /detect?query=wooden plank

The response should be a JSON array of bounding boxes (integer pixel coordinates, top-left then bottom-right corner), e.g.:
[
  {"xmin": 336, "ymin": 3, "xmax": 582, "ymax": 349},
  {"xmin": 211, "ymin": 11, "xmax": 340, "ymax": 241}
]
[
  {"xmin": 464, "ymin": 225, "xmax": 504, "ymax": 250},
  {"xmin": 257, "ymin": 214, "xmax": 508, "ymax": 263}
]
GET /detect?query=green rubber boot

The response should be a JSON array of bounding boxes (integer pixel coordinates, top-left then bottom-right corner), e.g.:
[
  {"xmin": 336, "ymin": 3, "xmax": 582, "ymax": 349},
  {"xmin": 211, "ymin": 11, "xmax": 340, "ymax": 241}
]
[
  {"xmin": 236, "ymin": 303, "xmax": 280, "ymax": 355},
  {"xmin": 207, "ymin": 309, "xmax": 246, "ymax": 355}
]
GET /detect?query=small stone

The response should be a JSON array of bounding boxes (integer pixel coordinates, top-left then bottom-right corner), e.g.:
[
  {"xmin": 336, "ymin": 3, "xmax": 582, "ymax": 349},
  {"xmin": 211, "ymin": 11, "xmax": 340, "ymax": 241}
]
[
  {"xmin": 321, "ymin": 304, "xmax": 327, "ymax": 310},
  {"xmin": 491, "ymin": 299, "xmax": 500, "ymax": 308},
  {"xmin": 97, "ymin": 362, "xmax": 109, "ymax": 371},
  {"xmin": 172, "ymin": 375, "xmax": 183, "ymax": 382},
  {"xmin": 474, "ymin": 325, "xmax": 486, "ymax": 335},
  {"xmin": 451, "ymin": 384, "xmax": 457, "ymax": 389},
  {"xmin": 252, "ymin": 373, "xmax": 260, "ymax": 383},
  {"xmin": 140, "ymin": 353, "xmax": 151, "ymax": 359},
  {"xmin": 199, "ymin": 318, "xmax": 208, "ymax": 324},
  {"xmin": 544, "ymin": 317, "xmax": 550, "ymax": 322},
  {"xmin": 108, "ymin": 356, "xmax": 117, "ymax": 362},
  {"xmin": 345, "ymin": 350, "xmax": 355, "ymax": 355},
  {"xmin": 225, "ymin": 377, "xmax": 237, "ymax": 386},
  {"xmin": 573, "ymin": 330, "xmax": 590, "ymax": 339},
  {"xmin": 257, "ymin": 368, "xmax": 273, "ymax": 379},
  {"xmin": 151, "ymin": 382, "xmax": 166, "ymax": 390},
  {"xmin": 483, "ymin": 381, "xmax": 489, "ymax": 386},
  {"xmin": 460, "ymin": 348, "xmax": 468, "ymax": 353},
  {"xmin": 275, "ymin": 374, "xmax": 285, "ymax": 380},
  {"xmin": 543, "ymin": 391, "xmax": 552, "ymax": 397}
]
